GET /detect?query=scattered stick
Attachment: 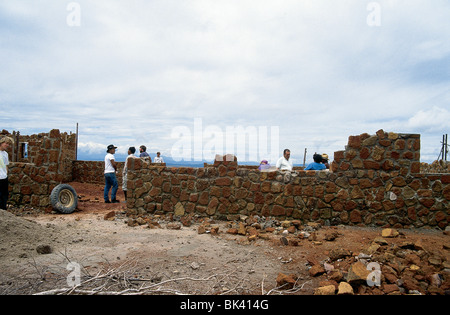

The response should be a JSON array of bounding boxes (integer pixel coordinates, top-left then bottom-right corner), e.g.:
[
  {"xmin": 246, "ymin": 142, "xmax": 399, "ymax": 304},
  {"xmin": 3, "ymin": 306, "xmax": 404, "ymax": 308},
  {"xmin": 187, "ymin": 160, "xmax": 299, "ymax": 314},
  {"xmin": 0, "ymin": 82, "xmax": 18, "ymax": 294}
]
[{"xmin": 4, "ymin": 250, "xmax": 310, "ymax": 296}]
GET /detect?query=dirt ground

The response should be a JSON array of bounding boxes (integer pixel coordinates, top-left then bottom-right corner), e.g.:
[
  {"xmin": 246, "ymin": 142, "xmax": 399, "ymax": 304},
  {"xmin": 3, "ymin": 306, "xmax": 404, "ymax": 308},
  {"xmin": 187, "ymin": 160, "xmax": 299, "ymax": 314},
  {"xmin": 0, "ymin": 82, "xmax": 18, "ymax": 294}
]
[{"xmin": 0, "ymin": 182, "xmax": 448, "ymax": 295}]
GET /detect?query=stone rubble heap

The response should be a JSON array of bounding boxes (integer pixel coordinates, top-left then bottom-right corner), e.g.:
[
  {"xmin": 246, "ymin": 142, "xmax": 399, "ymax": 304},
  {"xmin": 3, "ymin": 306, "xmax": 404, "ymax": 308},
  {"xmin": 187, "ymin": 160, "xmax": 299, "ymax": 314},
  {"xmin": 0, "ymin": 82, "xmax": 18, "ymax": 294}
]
[
  {"xmin": 293, "ymin": 227, "xmax": 449, "ymax": 295},
  {"xmin": 112, "ymin": 211, "xmax": 449, "ymax": 295}
]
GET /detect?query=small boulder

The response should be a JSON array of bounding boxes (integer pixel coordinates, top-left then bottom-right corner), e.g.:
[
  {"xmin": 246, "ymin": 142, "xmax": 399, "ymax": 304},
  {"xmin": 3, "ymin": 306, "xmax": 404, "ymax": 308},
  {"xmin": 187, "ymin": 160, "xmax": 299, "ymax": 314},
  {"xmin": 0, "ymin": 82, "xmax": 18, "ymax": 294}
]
[
  {"xmin": 381, "ymin": 228, "xmax": 399, "ymax": 238},
  {"xmin": 337, "ymin": 282, "xmax": 354, "ymax": 295},
  {"xmin": 309, "ymin": 264, "xmax": 326, "ymax": 277},
  {"xmin": 167, "ymin": 222, "xmax": 181, "ymax": 230},
  {"xmin": 36, "ymin": 245, "xmax": 52, "ymax": 255},
  {"xmin": 347, "ymin": 261, "xmax": 370, "ymax": 285},
  {"xmin": 103, "ymin": 211, "xmax": 116, "ymax": 221},
  {"xmin": 314, "ymin": 285, "xmax": 335, "ymax": 295},
  {"xmin": 329, "ymin": 248, "xmax": 352, "ymax": 261},
  {"xmin": 276, "ymin": 273, "xmax": 297, "ymax": 289}
]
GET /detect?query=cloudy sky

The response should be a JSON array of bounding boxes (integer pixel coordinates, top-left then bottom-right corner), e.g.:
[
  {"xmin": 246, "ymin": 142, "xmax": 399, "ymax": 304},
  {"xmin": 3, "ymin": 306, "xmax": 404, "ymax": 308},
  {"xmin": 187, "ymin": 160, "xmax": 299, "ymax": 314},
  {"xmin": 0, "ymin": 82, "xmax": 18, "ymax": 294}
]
[{"xmin": 1, "ymin": 0, "xmax": 449, "ymax": 164}]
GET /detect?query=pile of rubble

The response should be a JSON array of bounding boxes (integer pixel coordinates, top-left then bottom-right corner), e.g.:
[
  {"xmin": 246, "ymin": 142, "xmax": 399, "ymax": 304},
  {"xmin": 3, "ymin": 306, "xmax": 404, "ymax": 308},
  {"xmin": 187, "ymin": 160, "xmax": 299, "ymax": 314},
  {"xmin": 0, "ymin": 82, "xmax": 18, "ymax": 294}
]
[
  {"xmin": 420, "ymin": 160, "xmax": 450, "ymax": 174},
  {"xmin": 120, "ymin": 212, "xmax": 300, "ymax": 234},
  {"xmin": 279, "ymin": 227, "xmax": 449, "ymax": 295},
  {"xmin": 114, "ymin": 212, "xmax": 449, "ymax": 295},
  {"xmin": 218, "ymin": 215, "xmax": 449, "ymax": 295}
]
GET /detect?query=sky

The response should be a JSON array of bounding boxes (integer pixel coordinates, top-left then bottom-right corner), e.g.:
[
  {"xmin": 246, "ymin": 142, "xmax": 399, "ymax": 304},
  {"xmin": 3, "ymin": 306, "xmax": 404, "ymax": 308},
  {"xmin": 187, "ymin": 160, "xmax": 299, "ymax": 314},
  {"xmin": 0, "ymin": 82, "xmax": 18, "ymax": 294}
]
[{"xmin": 0, "ymin": 0, "xmax": 449, "ymax": 164}]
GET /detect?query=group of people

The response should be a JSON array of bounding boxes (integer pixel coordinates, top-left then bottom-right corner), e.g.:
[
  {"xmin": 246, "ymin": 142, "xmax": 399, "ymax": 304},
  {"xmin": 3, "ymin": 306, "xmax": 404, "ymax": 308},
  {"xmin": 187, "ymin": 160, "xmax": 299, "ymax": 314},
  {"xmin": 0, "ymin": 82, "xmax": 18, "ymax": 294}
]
[
  {"xmin": 0, "ymin": 133, "xmax": 332, "ymax": 208},
  {"xmin": 258, "ymin": 149, "xmax": 330, "ymax": 172},
  {"xmin": 104, "ymin": 144, "xmax": 165, "ymax": 204},
  {"xmin": 106, "ymin": 146, "xmax": 330, "ymax": 203},
  {"xmin": 136, "ymin": 145, "xmax": 164, "ymax": 163},
  {"xmin": 305, "ymin": 153, "xmax": 330, "ymax": 170}
]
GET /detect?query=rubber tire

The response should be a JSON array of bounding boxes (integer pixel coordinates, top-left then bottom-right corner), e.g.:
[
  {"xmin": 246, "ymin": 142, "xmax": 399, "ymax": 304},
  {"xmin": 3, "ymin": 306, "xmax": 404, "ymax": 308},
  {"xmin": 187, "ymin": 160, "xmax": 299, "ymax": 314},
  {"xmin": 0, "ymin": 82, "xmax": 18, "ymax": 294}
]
[{"xmin": 50, "ymin": 184, "xmax": 78, "ymax": 214}]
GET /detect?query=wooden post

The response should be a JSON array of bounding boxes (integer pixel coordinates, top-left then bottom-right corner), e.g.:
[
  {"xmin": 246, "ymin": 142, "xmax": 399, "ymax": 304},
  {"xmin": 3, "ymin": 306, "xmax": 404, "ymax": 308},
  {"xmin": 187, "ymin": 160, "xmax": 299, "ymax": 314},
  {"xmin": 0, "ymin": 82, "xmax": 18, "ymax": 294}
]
[
  {"xmin": 445, "ymin": 134, "xmax": 448, "ymax": 162},
  {"xmin": 12, "ymin": 131, "xmax": 20, "ymax": 162},
  {"xmin": 439, "ymin": 134, "xmax": 448, "ymax": 162},
  {"xmin": 303, "ymin": 148, "xmax": 307, "ymax": 168},
  {"xmin": 76, "ymin": 123, "xmax": 79, "ymax": 161}
]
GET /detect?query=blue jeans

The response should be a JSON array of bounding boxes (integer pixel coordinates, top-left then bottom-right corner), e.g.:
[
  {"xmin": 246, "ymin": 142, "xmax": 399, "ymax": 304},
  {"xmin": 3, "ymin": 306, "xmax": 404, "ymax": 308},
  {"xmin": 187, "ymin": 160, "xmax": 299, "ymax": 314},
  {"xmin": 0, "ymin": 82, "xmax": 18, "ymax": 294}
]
[{"xmin": 104, "ymin": 173, "xmax": 118, "ymax": 201}]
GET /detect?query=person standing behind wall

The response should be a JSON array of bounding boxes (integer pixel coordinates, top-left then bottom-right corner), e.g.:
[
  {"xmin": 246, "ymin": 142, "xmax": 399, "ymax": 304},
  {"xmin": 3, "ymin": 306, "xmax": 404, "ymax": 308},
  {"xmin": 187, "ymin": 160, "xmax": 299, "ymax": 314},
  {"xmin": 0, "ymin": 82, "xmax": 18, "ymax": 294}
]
[
  {"xmin": 305, "ymin": 153, "xmax": 327, "ymax": 170},
  {"xmin": 276, "ymin": 149, "xmax": 293, "ymax": 171},
  {"xmin": 0, "ymin": 136, "xmax": 14, "ymax": 210},
  {"xmin": 154, "ymin": 151, "xmax": 164, "ymax": 163},
  {"xmin": 139, "ymin": 145, "xmax": 152, "ymax": 162},
  {"xmin": 122, "ymin": 146, "xmax": 136, "ymax": 201},
  {"xmin": 321, "ymin": 153, "xmax": 330, "ymax": 169},
  {"xmin": 104, "ymin": 144, "xmax": 119, "ymax": 203}
]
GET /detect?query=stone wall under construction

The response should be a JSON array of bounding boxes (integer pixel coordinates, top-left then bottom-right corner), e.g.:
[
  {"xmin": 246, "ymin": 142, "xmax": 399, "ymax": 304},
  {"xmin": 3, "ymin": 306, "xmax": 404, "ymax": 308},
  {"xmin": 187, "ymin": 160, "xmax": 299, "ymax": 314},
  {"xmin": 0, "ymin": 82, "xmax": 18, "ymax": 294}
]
[
  {"xmin": 125, "ymin": 130, "xmax": 449, "ymax": 229},
  {"xmin": 4, "ymin": 129, "xmax": 77, "ymax": 211},
  {"xmin": 2, "ymin": 128, "xmax": 449, "ymax": 228}
]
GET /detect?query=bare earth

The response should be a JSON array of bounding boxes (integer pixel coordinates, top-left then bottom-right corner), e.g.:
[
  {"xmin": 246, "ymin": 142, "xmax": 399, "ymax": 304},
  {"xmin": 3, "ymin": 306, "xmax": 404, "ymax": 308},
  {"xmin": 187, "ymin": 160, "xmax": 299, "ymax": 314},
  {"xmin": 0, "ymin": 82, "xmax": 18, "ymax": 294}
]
[{"xmin": 0, "ymin": 182, "xmax": 448, "ymax": 296}]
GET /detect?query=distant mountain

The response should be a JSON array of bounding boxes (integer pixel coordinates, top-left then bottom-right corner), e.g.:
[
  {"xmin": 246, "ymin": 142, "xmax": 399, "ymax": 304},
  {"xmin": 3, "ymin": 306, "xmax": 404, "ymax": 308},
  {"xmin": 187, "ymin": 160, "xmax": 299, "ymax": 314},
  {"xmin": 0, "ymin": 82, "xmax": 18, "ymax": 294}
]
[
  {"xmin": 76, "ymin": 152, "xmax": 223, "ymax": 167},
  {"xmin": 76, "ymin": 152, "xmax": 300, "ymax": 168}
]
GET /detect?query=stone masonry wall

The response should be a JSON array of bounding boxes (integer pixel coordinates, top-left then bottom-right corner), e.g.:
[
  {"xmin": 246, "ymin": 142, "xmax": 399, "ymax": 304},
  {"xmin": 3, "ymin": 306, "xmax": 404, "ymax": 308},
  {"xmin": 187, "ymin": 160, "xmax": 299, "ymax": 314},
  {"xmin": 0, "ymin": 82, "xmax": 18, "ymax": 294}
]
[
  {"xmin": 6, "ymin": 129, "xmax": 77, "ymax": 211},
  {"xmin": 126, "ymin": 130, "xmax": 449, "ymax": 229},
  {"xmin": 331, "ymin": 130, "xmax": 421, "ymax": 175},
  {"xmin": 72, "ymin": 161, "xmax": 124, "ymax": 185},
  {"xmin": 71, "ymin": 161, "xmax": 166, "ymax": 185}
]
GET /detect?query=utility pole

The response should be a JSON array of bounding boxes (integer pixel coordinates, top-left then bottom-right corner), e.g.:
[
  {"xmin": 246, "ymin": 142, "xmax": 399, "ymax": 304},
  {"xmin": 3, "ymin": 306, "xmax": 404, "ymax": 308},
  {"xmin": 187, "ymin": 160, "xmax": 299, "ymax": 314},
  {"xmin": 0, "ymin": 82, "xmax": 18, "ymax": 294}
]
[
  {"xmin": 438, "ymin": 134, "xmax": 448, "ymax": 162},
  {"xmin": 444, "ymin": 134, "xmax": 448, "ymax": 162},
  {"xmin": 76, "ymin": 123, "xmax": 79, "ymax": 161},
  {"xmin": 303, "ymin": 148, "xmax": 307, "ymax": 168}
]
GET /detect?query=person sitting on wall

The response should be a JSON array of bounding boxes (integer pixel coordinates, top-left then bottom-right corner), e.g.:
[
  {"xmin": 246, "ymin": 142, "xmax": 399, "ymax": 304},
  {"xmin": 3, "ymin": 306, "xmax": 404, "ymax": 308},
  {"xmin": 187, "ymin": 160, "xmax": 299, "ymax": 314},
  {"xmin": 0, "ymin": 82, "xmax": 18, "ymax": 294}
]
[
  {"xmin": 305, "ymin": 153, "xmax": 327, "ymax": 171},
  {"xmin": 122, "ymin": 146, "xmax": 136, "ymax": 201},
  {"xmin": 276, "ymin": 149, "xmax": 293, "ymax": 171},
  {"xmin": 139, "ymin": 145, "xmax": 152, "ymax": 162},
  {"xmin": 321, "ymin": 153, "xmax": 330, "ymax": 169},
  {"xmin": 258, "ymin": 160, "xmax": 271, "ymax": 171},
  {"xmin": 104, "ymin": 144, "xmax": 120, "ymax": 203}
]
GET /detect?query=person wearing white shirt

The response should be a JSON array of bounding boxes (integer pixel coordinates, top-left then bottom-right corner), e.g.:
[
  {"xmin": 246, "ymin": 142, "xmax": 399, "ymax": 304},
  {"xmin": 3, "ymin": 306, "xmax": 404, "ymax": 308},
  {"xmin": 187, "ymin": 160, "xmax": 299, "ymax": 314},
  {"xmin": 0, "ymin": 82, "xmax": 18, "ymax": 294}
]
[
  {"xmin": 276, "ymin": 149, "xmax": 293, "ymax": 171},
  {"xmin": 0, "ymin": 136, "xmax": 14, "ymax": 210},
  {"xmin": 154, "ymin": 152, "xmax": 164, "ymax": 163},
  {"xmin": 104, "ymin": 144, "xmax": 119, "ymax": 203},
  {"xmin": 122, "ymin": 147, "xmax": 136, "ymax": 201}
]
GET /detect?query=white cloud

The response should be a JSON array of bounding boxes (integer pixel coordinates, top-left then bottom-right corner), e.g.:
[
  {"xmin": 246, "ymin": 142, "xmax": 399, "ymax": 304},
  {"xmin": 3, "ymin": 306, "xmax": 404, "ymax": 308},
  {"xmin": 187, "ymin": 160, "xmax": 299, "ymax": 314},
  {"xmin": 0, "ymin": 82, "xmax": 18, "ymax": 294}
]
[
  {"xmin": 0, "ymin": 0, "xmax": 449, "ymax": 163},
  {"xmin": 77, "ymin": 141, "xmax": 105, "ymax": 155},
  {"xmin": 407, "ymin": 107, "xmax": 450, "ymax": 132}
]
